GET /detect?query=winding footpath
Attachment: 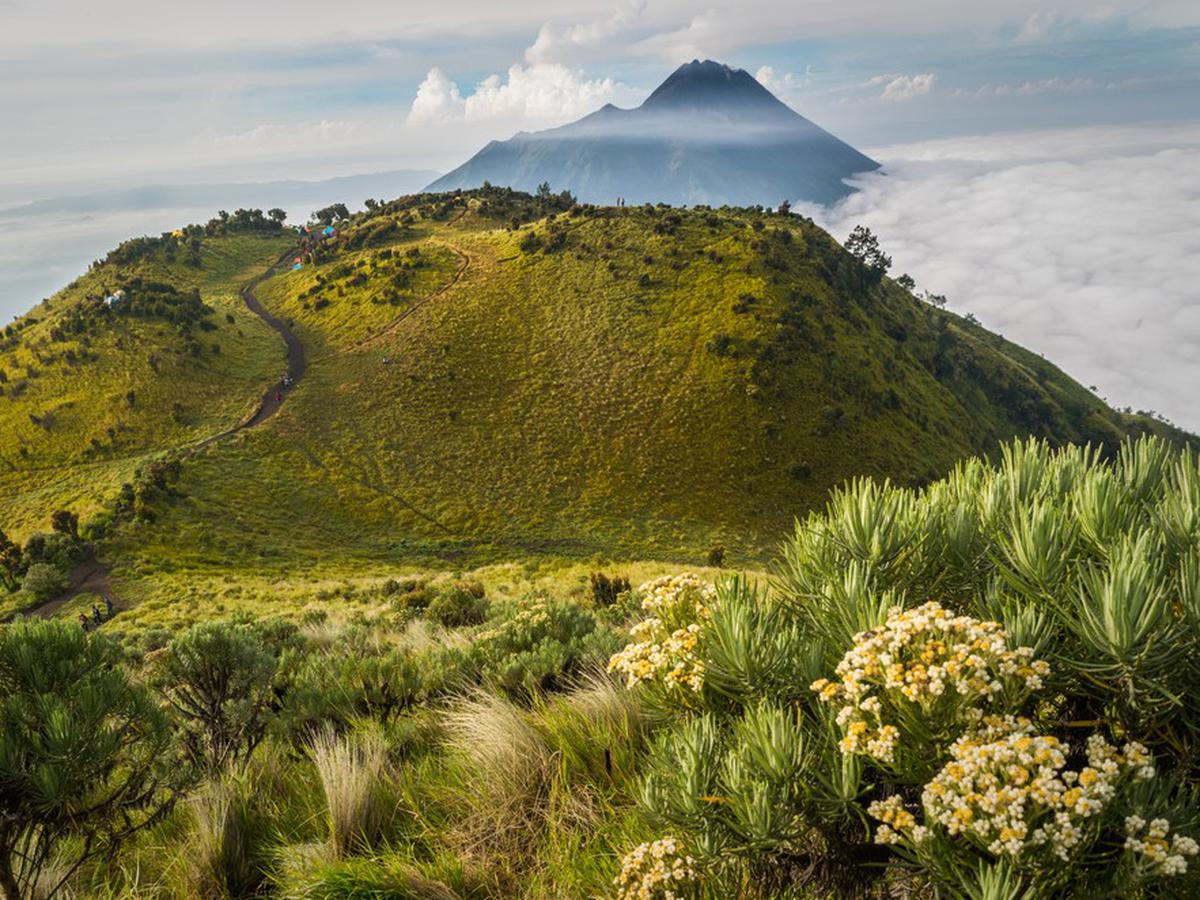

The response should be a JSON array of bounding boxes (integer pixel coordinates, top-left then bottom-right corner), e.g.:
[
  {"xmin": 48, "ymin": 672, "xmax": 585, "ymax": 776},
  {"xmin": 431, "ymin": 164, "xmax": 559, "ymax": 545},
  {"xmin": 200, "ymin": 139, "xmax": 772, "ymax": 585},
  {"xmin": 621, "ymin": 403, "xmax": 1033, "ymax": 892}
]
[
  {"xmin": 11, "ymin": 249, "xmax": 307, "ymax": 622},
  {"xmin": 195, "ymin": 249, "xmax": 306, "ymax": 449},
  {"xmin": 15, "ymin": 235, "xmax": 472, "ymax": 622}
]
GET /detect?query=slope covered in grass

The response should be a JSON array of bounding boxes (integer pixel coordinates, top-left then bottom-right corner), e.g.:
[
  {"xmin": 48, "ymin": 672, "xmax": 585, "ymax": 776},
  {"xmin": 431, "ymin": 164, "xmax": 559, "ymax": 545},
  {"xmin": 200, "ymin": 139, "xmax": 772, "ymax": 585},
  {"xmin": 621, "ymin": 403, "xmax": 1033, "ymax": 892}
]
[
  {"xmin": 0, "ymin": 220, "xmax": 292, "ymax": 536},
  {"xmin": 100, "ymin": 188, "xmax": 1188, "ymax": 581}
]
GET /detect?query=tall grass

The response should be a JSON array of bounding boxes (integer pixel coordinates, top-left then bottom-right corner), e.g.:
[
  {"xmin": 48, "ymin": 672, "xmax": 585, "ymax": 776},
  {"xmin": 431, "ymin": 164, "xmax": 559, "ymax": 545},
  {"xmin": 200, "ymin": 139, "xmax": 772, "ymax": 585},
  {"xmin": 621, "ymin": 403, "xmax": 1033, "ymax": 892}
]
[
  {"xmin": 310, "ymin": 728, "xmax": 389, "ymax": 858},
  {"xmin": 443, "ymin": 691, "xmax": 556, "ymax": 847},
  {"xmin": 439, "ymin": 676, "xmax": 646, "ymax": 893},
  {"xmin": 189, "ymin": 777, "xmax": 257, "ymax": 899}
]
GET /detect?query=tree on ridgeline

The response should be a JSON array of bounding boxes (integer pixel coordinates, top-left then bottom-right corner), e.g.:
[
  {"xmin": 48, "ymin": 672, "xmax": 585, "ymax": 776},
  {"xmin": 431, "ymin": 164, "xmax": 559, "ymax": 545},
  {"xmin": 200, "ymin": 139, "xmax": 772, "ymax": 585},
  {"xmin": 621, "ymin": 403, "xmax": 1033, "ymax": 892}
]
[
  {"xmin": 0, "ymin": 620, "xmax": 175, "ymax": 900},
  {"xmin": 844, "ymin": 224, "xmax": 891, "ymax": 284},
  {"xmin": 311, "ymin": 203, "xmax": 350, "ymax": 225}
]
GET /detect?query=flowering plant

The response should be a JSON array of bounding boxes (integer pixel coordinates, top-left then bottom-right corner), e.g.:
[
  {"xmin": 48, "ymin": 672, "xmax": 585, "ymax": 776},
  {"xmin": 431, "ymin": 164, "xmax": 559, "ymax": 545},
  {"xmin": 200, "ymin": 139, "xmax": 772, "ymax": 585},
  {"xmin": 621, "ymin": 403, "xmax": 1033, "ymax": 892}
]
[
  {"xmin": 614, "ymin": 836, "xmax": 698, "ymax": 900},
  {"xmin": 812, "ymin": 601, "xmax": 1050, "ymax": 777},
  {"xmin": 608, "ymin": 575, "xmax": 715, "ymax": 705},
  {"xmin": 872, "ymin": 727, "xmax": 1155, "ymax": 857}
]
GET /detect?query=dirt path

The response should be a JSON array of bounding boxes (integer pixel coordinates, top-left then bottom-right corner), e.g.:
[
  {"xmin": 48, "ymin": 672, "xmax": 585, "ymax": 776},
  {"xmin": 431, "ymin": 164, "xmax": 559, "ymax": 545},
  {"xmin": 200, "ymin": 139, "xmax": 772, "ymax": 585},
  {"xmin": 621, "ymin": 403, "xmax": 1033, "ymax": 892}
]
[
  {"xmin": 8, "ymin": 251, "xmax": 304, "ymax": 623},
  {"xmin": 4, "ymin": 557, "xmax": 121, "ymax": 622},
  {"xmin": 194, "ymin": 249, "xmax": 304, "ymax": 450}
]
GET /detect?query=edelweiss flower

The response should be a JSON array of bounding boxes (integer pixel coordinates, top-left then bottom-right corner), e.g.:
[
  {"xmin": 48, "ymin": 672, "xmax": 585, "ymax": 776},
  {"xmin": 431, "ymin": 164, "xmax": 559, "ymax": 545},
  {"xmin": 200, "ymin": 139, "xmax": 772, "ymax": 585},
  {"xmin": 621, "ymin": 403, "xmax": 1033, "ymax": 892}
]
[
  {"xmin": 875, "ymin": 730, "xmax": 1162, "ymax": 863},
  {"xmin": 608, "ymin": 575, "xmax": 715, "ymax": 698},
  {"xmin": 615, "ymin": 837, "xmax": 699, "ymax": 900},
  {"xmin": 813, "ymin": 601, "xmax": 1050, "ymax": 766}
]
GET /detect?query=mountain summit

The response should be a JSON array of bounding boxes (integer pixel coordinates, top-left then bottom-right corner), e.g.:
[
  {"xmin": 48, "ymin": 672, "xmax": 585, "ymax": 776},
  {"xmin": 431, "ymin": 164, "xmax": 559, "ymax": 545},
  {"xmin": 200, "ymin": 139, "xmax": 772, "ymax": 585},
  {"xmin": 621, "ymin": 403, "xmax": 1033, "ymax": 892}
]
[
  {"xmin": 641, "ymin": 59, "xmax": 790, "ymax": 115},
  {"xmin": 425, "ymin": 60, "xmax": 880, "ymax": 207}
]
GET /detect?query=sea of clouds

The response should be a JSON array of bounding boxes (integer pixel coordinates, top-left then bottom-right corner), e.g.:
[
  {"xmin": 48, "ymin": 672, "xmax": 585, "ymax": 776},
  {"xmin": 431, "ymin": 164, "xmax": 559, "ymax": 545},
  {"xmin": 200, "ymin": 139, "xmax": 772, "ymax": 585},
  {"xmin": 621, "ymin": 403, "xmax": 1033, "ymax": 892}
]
[{"xmin": 809, "ymin": 122, "xmax": 1200, "ymax": 432}]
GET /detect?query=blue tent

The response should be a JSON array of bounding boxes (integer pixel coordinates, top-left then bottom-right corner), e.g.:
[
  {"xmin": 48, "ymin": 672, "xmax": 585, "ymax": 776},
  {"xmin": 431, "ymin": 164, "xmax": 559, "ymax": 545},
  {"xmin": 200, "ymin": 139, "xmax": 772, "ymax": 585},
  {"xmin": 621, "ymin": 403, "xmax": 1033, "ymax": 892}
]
[{"xmin": 322, "ymin": 225, "xmax": 335, "ymax": 237}]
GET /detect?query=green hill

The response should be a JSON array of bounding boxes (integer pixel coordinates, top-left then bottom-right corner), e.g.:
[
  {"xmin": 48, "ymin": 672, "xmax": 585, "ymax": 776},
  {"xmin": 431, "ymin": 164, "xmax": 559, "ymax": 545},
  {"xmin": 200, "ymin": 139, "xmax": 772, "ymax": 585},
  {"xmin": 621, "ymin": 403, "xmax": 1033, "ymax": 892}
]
[{"xmin": 0, "ymin": 189, "xmax": 1189, "ymax": 609}]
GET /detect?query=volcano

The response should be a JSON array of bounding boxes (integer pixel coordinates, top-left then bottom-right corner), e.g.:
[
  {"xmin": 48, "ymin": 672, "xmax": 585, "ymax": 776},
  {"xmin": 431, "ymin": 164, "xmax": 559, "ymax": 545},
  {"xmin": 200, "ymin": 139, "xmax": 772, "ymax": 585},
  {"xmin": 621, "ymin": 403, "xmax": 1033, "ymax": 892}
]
[{"xmin": 425, "ymin": 59, "xmax": 880, "ymax": 207}]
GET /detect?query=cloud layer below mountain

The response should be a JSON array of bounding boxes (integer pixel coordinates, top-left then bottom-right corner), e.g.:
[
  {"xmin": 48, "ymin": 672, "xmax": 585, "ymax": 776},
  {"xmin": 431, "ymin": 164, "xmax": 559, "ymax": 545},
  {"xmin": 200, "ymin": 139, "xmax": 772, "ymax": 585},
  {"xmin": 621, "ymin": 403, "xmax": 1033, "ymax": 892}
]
[{"xmin": 810, "ymin": 123, "xmax": 1200, "ymax": 431}]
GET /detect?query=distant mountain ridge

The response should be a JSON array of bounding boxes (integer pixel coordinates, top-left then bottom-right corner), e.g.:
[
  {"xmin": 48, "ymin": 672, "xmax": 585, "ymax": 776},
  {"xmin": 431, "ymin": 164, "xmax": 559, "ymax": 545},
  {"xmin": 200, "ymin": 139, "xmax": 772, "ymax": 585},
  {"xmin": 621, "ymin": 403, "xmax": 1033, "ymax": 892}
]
[
  {"xmin": 426, "ymin": 60, "xmax": 880, "ymax": 207},
  {"xmin": 6, "ymin": 169, "xmax": 441, "ymax": 218}
]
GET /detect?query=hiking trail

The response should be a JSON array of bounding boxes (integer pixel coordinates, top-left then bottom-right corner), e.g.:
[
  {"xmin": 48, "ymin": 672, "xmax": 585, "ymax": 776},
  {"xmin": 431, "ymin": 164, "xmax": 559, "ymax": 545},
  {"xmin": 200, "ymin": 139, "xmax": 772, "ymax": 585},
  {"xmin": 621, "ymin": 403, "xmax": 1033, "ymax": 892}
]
[{"xmin": 195, "ymin": 249, "xmax": 306, "ymax": 450}]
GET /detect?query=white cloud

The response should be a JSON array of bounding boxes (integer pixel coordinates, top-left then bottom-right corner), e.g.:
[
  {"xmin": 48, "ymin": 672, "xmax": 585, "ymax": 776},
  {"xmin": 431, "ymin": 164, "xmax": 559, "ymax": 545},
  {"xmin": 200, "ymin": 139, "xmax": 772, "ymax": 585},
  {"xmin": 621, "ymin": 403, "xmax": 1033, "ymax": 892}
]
[
  {"xmin": 407, "ymin": 68, "xmax": 465, "ymax": 124},
  {"xmin": 1014, "ymin": 10, "xmax": 1071, "ymax": 43},
  {"xmin": 878, "ymin": 72, "xmax": 937, "ymax": 101},
  {"xmin": 408, "ymin": 63, "xmax": 624, "ymax": 125},
  {"xmin": 807, "ymin": 124, "xmax": 1200, "ymax": 430},
  {"xmin": 463, "ymin": 64, "xmax": 620, "ymax": 121},
  {"xmin": 962, "ymin": 77, "xmax": 1098, "ymax": 97},
  {"xmin": 754, "ymin": 65, "xmax": 811, "ymax": 98},
  {"xmin": 525, "ymin": 1, "xmax": 647, "ymax": 65}
]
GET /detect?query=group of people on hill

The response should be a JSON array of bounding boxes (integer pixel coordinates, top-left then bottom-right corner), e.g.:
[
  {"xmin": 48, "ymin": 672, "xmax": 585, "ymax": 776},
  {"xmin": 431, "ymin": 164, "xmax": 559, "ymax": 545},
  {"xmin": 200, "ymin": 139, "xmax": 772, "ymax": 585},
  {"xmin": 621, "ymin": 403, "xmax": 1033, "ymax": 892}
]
[
  {"xmin": 275, "ymin": 371, "xmax": 295, "ymax": 404},
  {"xmin": 78, "ymin": 596, "xmax": 115, "ymax": 630}
]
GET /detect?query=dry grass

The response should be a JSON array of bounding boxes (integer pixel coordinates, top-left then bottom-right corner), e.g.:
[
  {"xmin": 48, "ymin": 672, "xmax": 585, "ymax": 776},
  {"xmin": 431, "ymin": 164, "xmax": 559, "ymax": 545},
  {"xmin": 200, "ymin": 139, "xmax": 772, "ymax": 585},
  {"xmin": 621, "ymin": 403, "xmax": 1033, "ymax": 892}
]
[
  {"xmin": 442, "ymin": 692, "xmax": 556, "ymax": 857},
  {"xmin": 310, "ymin": 728, "xmax": 388, "ymax": 858},
  {"xmin": 188, "ymin": 777, "xmax": 256, "ymax": 899}
]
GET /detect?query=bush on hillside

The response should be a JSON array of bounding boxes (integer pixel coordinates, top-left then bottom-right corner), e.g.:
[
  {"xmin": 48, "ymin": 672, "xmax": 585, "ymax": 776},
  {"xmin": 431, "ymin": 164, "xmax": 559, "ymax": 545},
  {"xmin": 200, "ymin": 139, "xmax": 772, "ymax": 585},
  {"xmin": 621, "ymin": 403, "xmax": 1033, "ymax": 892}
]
[
  {"xmin": 0, "ymin": 620, "xmax": 175, "ymax": 899},
  {"xmin": 609, "ymin": 437, "xmax": 1200, "ymax": 899},
  {"xmin": 154, "ymin": 620, "xmax": 280, "ymax": 772},
  {"xmin": 467, "ymin": 594, "xmax": 616, "ymax": 698},
  {"xmin": 20, "ymin": 561, "xmax": 67, "ymax": 602},
  {"xmin": 590, "ymin": 572, "xmax": 632, "ymax": 607},
  {"xmin": 276, "ymin": 637, "xmax": 424, "ymax": 743},
  {"xmin": 425, "ymin": 582, "xmax": 490, "ymax": 628},
  {"xmin": 22, "ymin": 530, "xmax": 84, "ymax": 572}
]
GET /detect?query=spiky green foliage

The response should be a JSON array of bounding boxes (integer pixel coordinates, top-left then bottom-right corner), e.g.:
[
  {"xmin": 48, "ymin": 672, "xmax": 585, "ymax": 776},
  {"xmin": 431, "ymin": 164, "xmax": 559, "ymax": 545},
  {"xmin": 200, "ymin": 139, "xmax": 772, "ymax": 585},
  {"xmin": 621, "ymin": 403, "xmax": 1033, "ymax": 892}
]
[
  {"xmin": 613, "ymin": 436, "xmax": 1200, "ymax": 898},
  {"xmin": 0, "ymin": 619, "xmax": 174, "ymax": 900}
]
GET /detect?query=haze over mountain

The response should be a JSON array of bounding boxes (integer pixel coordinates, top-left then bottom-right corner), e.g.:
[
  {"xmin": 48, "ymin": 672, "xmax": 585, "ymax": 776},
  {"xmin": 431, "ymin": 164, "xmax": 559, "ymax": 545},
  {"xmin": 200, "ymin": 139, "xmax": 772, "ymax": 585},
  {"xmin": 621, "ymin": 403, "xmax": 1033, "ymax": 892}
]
[
  {"xmin": 0, "ymin": 169, "xmax": 438, "ymax": 321},
  {"xmin": 426, "ymin": 60, "xmax": 879, "ymax": 207}
]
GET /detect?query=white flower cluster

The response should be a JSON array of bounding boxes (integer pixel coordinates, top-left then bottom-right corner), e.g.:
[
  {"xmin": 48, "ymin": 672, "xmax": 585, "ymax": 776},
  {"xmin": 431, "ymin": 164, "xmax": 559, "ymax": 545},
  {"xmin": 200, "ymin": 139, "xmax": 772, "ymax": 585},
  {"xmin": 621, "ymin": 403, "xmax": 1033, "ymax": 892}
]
[
  {"xmin": 1125, "ymin": 815, "xmax": 1199, "ymax": 877},
  {"xmin": 615, "ymin": 836, "xmax": 698, "ymax": 900},
  {"xmin": 812, "ymin": 601, "xmax": 1050, "ymax": 764},
  {"xmin": 608, "ymin": 575, "xmax": 715, "ymax": 697},
  {"xmin": 872, "ymin": 726, "xmax": 1158, "ymax": 863}
]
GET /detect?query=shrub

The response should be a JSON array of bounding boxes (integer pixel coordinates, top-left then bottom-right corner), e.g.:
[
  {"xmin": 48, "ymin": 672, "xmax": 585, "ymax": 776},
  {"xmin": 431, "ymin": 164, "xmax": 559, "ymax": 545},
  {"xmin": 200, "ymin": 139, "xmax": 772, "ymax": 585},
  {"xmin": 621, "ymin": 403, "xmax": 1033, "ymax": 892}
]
[
  {"xmin": 589, "ymin": 572, "xmax": 631, "ymax": 607},
  {"xmin": 154, "ymin": 620, "xmax": 279, "ymax": 772},
  {"xmin": 468, "ymin": 594, "xmax": 614, "ymax": 698},
  {"xmin": 609, "ymin": 437, "xmax": 1200, "ymax": 898},
  {"xmin": 0, "ymin": 620, "xmax": 175, "ymax": 900},
  {"xmin": 20, "ymin": 562, "xmax": 67, "ymax": 602},
  {"xmin": 425, "ymin": 583, "xmax": 489, "ymax": 628},
  {"xmin": 277, "ymin": 637, "xmax": 423, "ymax": 741}
]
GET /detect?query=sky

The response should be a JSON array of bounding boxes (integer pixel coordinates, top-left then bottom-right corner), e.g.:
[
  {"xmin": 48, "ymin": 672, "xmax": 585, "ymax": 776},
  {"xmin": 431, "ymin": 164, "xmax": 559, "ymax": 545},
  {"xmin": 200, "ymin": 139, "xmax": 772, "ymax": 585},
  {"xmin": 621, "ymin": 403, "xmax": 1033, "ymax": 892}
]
[{"xmin": 3, "ymin": 0, "xmax": 1199, "ymax": 426}]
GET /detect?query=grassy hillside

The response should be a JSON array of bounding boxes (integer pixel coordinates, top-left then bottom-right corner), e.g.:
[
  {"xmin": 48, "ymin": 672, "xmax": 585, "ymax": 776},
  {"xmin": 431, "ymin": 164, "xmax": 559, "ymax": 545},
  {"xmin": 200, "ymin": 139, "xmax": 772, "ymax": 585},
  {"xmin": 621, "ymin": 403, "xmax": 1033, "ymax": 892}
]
[
  {"xmin": 0, "ymin": 220, "xmax": 292, "ymax": 537},
  {"xmin": 1, "ymin": 189, "xmax": 1190, "ymax": 611},
  {"xmin": 95, "ymin": 191, "xmax": 1187, "ymax": 589}
]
